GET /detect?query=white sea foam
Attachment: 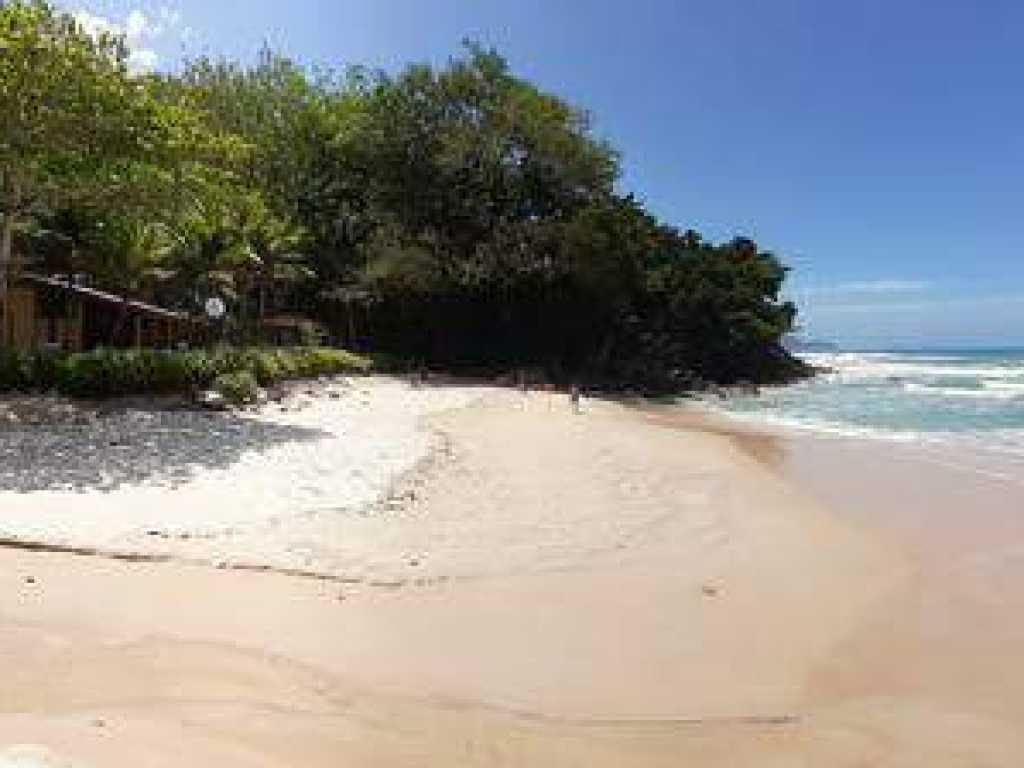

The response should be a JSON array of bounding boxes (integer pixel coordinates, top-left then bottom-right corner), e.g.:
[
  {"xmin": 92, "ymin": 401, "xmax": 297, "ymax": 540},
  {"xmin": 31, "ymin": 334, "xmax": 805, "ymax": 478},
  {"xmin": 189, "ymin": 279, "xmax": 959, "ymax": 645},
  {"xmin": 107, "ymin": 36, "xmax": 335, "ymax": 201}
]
[
  {"xmin": 711, "ymin": 350, "xmax": 1024, "ymax": 467},
  {"xmin": 816, "ymin": 362, "xmax": 1023, "ymax": 383},
  {"xmin": 900, "ymin": 382, "xmax": 1024, "ymax": 401},
  {"xmin": 984, "ymin": 381, "xmax": 1024, "ymax": 394}
]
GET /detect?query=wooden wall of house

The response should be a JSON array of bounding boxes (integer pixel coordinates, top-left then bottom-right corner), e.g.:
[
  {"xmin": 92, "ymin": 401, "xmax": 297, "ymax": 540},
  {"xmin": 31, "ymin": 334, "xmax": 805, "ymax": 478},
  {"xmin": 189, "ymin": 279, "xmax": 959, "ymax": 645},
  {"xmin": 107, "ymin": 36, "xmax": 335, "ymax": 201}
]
[
  {"xmin": 8, "ymin": 285, "xmax": 37, "ymax": 351},
  {"xmin": 3, "ymin": 286, "xmax": 86, "ymax": 352},
  {"xmin": 4, "ymin": 282, "xmax": 198, "ymax": 352},
  {"xmin": 138, "ymin": 317, "xmax": 181, "ymax": 349},
  {"xmin": 63, "ymin": 301, "xmax": 84, "ymax": 351}
]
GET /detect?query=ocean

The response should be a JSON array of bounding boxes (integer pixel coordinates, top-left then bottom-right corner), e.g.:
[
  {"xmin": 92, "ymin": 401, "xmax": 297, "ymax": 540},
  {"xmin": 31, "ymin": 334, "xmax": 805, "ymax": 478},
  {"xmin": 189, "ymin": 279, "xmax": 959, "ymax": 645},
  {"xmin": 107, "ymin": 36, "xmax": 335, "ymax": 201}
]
[{"xmin": 712, "ymin": 349, "xmax": 1024, "ymax": 465}]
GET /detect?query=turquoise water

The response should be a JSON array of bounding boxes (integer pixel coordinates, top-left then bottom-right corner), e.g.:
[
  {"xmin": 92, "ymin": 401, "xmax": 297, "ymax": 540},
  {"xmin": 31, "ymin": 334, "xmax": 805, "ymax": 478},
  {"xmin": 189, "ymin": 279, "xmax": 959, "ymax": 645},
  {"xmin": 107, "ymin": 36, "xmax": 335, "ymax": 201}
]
[{"xmin": 716, "ymin": 350, "xmax": 1024, "ymax": 458}]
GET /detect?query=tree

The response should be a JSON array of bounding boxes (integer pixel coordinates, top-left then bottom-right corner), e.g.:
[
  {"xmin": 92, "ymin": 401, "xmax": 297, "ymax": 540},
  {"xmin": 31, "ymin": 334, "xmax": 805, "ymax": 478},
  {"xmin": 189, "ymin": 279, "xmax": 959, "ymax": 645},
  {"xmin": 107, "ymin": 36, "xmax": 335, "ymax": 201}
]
[
  {"xmin": 0, "ymin": 14, "xmax": 806, "ymax": 390},
  {"xmin": 330, "ymin": 43, "xmax": 621, "ymax": 363},
  {"xmin": 0, "ymin": 0, "xmax": 164, "ymax": 343}
]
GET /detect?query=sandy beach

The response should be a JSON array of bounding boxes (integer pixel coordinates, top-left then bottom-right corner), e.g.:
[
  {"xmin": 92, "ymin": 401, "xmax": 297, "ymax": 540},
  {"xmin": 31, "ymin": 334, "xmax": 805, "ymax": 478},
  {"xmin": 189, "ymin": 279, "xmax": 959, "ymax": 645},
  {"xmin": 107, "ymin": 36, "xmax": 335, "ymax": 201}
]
[{"xmin": 1, "ymin": 378, "xmax": 1022, "ymax": 765}]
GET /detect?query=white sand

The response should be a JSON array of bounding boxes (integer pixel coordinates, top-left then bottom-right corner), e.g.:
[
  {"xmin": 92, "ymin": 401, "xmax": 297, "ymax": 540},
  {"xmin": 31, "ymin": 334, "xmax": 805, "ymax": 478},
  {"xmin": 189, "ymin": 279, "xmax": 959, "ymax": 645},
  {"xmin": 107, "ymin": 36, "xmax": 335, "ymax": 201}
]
[
  {"xmin": 0, "ymin": 377, "xmax": 486, "ymax": 557},
  {"xmin": 5, "ymin": 383, "xmax": 1022, "ymax": 765},
  {"xmin": 0, "ymin": 393, "xmax": 937, "ymax": 767},
  {"xmin": 0, "ymin": 746, "xmax": 78, "ymax": 768}
]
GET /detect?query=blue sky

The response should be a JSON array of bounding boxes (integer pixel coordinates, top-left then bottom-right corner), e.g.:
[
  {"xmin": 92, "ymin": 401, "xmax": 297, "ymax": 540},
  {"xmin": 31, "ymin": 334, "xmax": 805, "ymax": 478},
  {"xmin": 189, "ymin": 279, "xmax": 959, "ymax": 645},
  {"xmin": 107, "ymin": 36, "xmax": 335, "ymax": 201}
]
[{"xmin": 62, "ymin": 0, "xmax": 1024, "ymax": 348}]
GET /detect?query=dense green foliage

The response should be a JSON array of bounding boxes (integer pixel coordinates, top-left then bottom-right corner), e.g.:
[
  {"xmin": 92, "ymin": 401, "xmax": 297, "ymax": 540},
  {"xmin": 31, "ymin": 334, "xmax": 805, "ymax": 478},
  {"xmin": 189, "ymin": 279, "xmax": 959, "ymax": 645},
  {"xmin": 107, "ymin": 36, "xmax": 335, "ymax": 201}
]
[
  {"xmin": 211, "ymin": 369, "xmax": 259, "ymax": 406},
  {"xmin": 1, "ymin": 2, "xmax": 807, "ymax": 392},
  {"xmin": 0, "ymin": 346, "xmax": 371, "ymax": 398}
]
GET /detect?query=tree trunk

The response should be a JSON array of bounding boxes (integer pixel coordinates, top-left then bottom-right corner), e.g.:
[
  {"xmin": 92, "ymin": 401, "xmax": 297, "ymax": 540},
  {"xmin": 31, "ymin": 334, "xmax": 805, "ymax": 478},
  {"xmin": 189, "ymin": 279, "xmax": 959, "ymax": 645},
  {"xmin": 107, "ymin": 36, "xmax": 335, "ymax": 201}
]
[
  {"xmin": 0, "ymin": 210, "xmax": 14, "ymax": 347},
  {"xmin": 1, "ymin": 173, "xmax": 23, "ymax": 348}
]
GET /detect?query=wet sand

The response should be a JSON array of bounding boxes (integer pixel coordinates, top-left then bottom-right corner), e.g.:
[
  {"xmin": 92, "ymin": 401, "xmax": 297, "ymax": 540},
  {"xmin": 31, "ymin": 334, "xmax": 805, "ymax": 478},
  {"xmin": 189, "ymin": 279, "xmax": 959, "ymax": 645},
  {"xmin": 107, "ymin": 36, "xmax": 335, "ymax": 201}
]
[{"xmin": 1, "ymin": 389, "xmax": 1022, "ymax": 765}]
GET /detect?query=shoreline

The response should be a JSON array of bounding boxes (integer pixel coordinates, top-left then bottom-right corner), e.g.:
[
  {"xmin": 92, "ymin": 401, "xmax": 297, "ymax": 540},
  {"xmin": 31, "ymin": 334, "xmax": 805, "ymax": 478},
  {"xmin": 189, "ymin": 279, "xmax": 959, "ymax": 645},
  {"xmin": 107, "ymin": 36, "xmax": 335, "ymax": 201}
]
[
  {"xmin": 0, "ymin": 383, "xmax": 1021, "ymax": 765},
  {"xmin": 650, "ymin": 401, "xmax": 1024, "ymax": 737}
]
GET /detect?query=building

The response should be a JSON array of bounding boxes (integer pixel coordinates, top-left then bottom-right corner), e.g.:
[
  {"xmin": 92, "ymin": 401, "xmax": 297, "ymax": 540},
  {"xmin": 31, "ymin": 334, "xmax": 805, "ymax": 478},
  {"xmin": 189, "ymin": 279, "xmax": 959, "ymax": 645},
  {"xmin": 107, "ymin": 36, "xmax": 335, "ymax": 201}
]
[
  {"xmin": 1, "ymin": 273, "xmax": 205, "ymax": 352},
  {"xmin": 259, "ymin": 314, "xmax": 328, "ymax": 347}
]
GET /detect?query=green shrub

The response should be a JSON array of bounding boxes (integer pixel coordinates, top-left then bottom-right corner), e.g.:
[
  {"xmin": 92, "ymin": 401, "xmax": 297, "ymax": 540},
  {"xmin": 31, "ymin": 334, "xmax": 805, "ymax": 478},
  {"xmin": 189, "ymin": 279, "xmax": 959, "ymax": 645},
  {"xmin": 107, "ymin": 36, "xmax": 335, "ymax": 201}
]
[
  {"xmin": 0, "ymin": 345, "xmax": 373, "ymax": 399},
  {"xmin": 212, "ymin": 369, "xmax": 259, "ymax": 405},
  {"xmin": 366, "ymin": 352, "xmax": 407, "ymax": 373},
  {"xmin": 59, "ymin": 349, "xmax": 146, "ymax": 398},
  {"xmin": 0, "ymin": 349, "xmax": 29, "ymax": 390},
  {"xmin": 29, "ymin": 351, "xmax": 66, "ymax": 392}
]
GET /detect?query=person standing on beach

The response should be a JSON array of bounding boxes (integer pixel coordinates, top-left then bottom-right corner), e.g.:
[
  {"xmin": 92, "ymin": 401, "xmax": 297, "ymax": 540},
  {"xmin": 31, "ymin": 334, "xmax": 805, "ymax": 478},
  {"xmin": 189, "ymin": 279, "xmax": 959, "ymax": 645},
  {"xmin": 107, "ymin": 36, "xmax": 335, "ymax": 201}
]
[
  {"xmin": 517, "ymin": 370, "xmax": 529, "ymax": 409},
  {"xmin": 570, "ymin": 383, "xmax": 582, "ymax": 414}
]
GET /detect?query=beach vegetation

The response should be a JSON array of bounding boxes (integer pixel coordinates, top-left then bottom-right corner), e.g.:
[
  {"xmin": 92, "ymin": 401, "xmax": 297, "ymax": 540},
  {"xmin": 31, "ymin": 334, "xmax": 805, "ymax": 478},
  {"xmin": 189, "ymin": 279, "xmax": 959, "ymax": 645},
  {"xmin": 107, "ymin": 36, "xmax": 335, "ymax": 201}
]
[
  {"xmin": 1, "ymin": 2, "xmax": 808, "ymax": 393},
  {"xmin": 211, "ymin": 369, "xmax": 259, "ymax": 406},
  {"xmin": 0, "ymin": 345, "xmax": 371, "ymax": 399}
]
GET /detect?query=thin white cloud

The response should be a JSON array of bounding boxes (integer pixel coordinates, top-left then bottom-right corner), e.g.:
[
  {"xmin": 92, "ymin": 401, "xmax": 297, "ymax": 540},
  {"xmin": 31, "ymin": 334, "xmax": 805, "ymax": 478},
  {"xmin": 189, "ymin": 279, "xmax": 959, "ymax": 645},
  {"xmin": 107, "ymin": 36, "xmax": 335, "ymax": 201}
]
[
  {"xmin": 127, "ymin": 48, "xmax": 160, "ymax": 74},
  {"xmin": 808, "ymin": 293, "xmax": 1024, "ymax": 315},
  {"xmin": 801, "ymin": 279, "xmax": 932, "ymax": 299},
  {"xmin": 835, "ymin": 279, "xmax": 931, "ymax": 295},
  {"xmin": 74, "ymin": 9, "xmax": 120, "ymax": 39},
  {"xmin": 125, "ymin": 10, "xmax": 151, "ymax": 41},
  {"xmin": 799, "ymin": 292, "xmax": 1024, "ymax": 347},
  {"xmin": 159, "ymin": 5, "xmax": 182, "ymax": 29},
  {"xmin": 73, "ymin": 5, "xmax": 185, "ymax": 75}
]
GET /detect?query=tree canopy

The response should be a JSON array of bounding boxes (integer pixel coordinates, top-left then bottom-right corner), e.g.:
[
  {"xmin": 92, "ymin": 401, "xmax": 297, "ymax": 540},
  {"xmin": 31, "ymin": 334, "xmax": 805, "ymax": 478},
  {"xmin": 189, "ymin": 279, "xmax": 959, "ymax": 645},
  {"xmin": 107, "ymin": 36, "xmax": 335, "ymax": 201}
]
[{"xmin": 0, "ymin": 1, "xmax": 806, "ymax": 391}]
